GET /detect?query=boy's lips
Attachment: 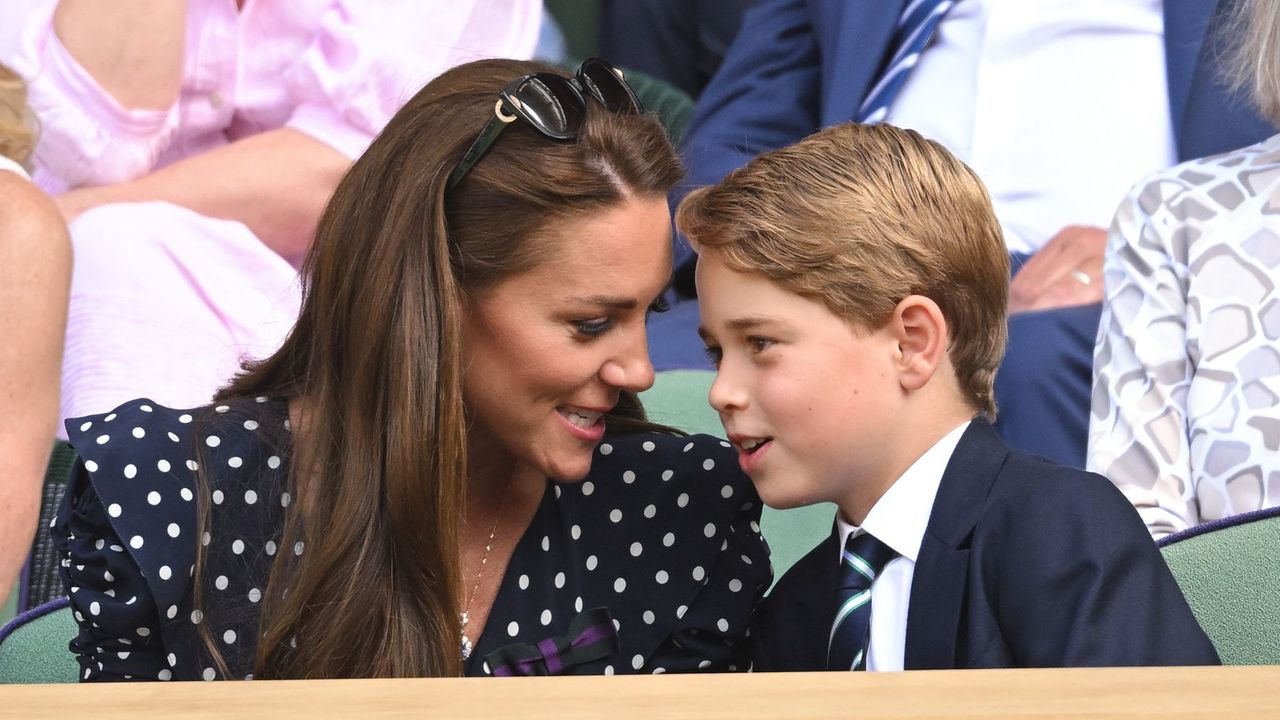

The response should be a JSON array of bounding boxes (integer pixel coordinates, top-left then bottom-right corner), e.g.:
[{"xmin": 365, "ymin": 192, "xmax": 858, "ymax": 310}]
[{"xmin": 727, "ymin": 432, "xmax": 773, "ymax": 473}]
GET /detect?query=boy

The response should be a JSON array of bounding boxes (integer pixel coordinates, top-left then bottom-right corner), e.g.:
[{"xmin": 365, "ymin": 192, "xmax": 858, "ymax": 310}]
[{"xmin": 678, "ymin": 122, "xmax": 1218, "ymax": 671}]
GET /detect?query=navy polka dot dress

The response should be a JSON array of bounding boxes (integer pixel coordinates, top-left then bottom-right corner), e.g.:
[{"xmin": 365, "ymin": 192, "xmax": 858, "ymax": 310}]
[{"xmin": 53, "ymin": 397, "xmax": 771, "ymax": 681}]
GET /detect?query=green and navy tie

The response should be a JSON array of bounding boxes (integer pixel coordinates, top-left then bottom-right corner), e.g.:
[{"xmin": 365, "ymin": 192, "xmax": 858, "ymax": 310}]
[{"xmin": 827, "ymin": 531, "xmax": 897, "ymax": 670}]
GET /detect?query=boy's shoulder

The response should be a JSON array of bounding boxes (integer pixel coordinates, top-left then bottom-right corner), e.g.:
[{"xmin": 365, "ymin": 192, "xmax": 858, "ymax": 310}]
[{"xmin": 977, "ymin": 445, "xmax": 1142, "ymax": 545}]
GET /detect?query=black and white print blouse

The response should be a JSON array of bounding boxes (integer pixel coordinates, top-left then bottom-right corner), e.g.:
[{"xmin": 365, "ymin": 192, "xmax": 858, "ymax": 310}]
[{"xmin": 53, "ymin": 397, "xmax": 771, "ymax": 681}]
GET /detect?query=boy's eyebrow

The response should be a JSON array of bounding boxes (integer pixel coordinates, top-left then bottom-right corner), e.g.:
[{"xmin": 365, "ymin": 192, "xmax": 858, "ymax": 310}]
[
  {"xmin": 698, "ymin": 316, "xmax": 779, "ymax": 341},
  {"xmin": 725, "ymin": 316, "xmax": 778, "ymax": 331}
]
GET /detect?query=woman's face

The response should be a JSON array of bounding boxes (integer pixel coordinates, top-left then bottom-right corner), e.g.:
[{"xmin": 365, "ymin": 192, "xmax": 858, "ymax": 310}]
[{"xmin": 462, "ymin": 196, "xmax": 672, "ymax": 484}]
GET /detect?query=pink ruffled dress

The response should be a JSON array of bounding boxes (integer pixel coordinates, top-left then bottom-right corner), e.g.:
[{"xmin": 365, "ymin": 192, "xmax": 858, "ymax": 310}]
[{"xmin": 3, "ymin": 0, "xmax": 541, "ymax": 431}]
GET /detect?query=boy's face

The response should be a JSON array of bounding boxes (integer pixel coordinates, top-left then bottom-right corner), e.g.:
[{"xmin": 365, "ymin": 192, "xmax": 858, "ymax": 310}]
[{"xmin": 696, "ymin": 252, "xmax": 905, "ymax": 510}]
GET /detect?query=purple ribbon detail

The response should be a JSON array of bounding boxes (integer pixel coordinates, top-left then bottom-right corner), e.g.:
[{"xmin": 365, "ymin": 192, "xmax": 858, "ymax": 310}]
[{"xmin": 487, "ymin": 608, "xmax": 619, "ymax": 676}]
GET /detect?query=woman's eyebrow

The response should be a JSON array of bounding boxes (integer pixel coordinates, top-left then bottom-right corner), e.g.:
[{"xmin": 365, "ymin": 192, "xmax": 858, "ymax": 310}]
[{"xmin": 569, "ymin": 294, "xmax": 638, "ymax": 309}]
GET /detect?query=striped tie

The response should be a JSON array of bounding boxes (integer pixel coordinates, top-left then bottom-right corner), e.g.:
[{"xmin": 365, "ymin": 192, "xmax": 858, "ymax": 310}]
[
  {"xmin": 827, "ymin": 531, "xmax": 897, "ymax": 671},
  {"xmin": 856, "ymin": 0, "xmax": 958, "ymax": 124}
]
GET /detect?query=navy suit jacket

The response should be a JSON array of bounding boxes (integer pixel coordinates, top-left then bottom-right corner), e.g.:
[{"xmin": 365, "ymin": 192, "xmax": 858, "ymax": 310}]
[
  {"xmin": 753, "ymin": 422, "xmax": 1220, "ymax": 670},
  {"xmin": 675, "ymin": 0, "xmax": 1274, "ymax": 276}
]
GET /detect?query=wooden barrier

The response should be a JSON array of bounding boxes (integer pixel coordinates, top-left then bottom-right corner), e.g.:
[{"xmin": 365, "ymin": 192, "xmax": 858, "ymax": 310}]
[{"xmin": 1, "ymin": 665, "xmax": 1278, "ymax": 718}]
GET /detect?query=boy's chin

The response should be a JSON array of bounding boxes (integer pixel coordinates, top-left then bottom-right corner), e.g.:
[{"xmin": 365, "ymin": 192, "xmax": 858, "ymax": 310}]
[{"xmin": 752, "ymin": 473, "xmax": 828, "ymax": 510}]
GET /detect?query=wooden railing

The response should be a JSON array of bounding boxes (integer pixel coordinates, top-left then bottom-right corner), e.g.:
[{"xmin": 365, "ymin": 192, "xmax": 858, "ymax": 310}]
[{"xmin": 1, "ymin": 665, "xmax": 1279, "ymax": 718}]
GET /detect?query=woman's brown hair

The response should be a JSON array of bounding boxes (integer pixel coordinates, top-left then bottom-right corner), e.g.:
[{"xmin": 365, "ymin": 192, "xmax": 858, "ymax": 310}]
[{"xmin": 195, "ymin": 59, "xmax": 682, "ymax": 678}]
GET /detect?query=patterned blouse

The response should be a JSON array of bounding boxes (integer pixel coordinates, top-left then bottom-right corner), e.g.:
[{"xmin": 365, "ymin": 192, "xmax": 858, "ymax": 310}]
[
  {"xmin": 1089, "ymin": 133, "xmax": 1280, "ymax": 538},
  {"xmin": 54, "ymin": 397, "xmax": 771, "ymax": 680}
]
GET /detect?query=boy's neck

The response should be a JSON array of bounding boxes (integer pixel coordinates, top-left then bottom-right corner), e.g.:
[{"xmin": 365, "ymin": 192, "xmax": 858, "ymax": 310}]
[{"xmin": 837, "ymin": 401, "xmax": 974, "ymax": 527}]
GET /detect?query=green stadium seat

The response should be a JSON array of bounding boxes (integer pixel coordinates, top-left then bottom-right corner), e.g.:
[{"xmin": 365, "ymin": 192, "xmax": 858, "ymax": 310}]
[
  {"xmin": 0, "ymin": 598, "xmax": 78, "ymax": 683},
  {"xmin": 1159, "ymin": 506, "xmax": 1280, "ymax": 665}
]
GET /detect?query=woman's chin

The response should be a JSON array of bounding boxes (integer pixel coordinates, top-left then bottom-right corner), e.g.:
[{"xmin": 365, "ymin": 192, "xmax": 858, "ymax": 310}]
[{"xmin": 541, "ymin": 452, "xmax": 595, "ymax": 484}]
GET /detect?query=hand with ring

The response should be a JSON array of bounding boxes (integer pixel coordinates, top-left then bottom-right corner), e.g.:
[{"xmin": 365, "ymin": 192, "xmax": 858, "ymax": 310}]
[{"xmin": 1008, "ymin": 225, "xmax": 1107, "ymax": 314}]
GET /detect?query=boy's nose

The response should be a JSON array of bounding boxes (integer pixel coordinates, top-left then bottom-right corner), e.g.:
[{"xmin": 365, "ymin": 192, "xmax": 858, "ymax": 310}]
[{"xmin": 707, "ymin": 366, "xmax": 745, "ymax": 414}]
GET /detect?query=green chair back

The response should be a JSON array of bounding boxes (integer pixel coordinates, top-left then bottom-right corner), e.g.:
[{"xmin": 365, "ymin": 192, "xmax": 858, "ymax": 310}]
[
  {"xmin": 20, "ymin": 441, "xmax": 77, "ymax": 613},
  {"xmin": 545, "ymin": 0, "xmax": 600, "ymax": 60},
  {"xmin": 1158, "ymin": 507, "xmax": 1280, "ymax": 665},
  {"xmin": 0, "ymin": 599, "xmax": 78, "ymax": 683},
  {"xmin": 640, "ymin": 371, "xmax": 833, "ymax": 584}
]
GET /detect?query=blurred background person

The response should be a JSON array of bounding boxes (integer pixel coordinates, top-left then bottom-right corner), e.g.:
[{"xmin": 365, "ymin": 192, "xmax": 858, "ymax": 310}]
[
  {"xmin": 597, "ymin": 0, "xmax": 760, "ymax": 99},
  {"xmin": 0, "ymin": 61, "xmax": 71, "ymax": 607},
  {"xmin": 663, "ymin": 0, "xmax": 1273, "ymax": 469},
  {"xmin": 1090, "ymin": 0, "xmax": 1280, "ymax": 538},
  {"xmin": 0, "ymin": 0, "xmax": 541, "ymax": 430}
]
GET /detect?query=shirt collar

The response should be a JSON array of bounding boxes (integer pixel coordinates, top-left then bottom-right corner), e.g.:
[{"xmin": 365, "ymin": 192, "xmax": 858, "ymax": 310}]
[{"xmin": 836, "ymin": 421, "xmax": 970, "ymax": 564}]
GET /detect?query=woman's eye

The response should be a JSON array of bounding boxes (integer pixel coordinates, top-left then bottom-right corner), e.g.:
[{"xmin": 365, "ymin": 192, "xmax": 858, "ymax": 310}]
[
  {"xmin": 748, "ymin": 336, "xmax": 775, "ymax": 354},
  {"xmin": 647, "ymin": 295, "xmax": 670, "ymax": 316},
  {"xmin": 575, "ymin": 318, "xmax": 612, "ymax": 337},
  {"xmin": 702, "ymin": 345, "xmax": 723, "ymax": 367}
]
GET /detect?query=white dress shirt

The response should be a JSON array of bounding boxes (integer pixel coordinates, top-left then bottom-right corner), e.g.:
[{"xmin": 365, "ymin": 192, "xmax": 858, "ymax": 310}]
[
  {"xmin": 836, "ymin": 421, "xmax": 970, "ymax": 672},
  {"xmin": 884, "ymin": 0, "xmax": 1175, "ymax": 255}
]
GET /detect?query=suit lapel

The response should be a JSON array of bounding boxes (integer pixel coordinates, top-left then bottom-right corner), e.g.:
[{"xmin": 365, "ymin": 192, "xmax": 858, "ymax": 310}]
[
  {"xmin": 904, "ymin": 421, "xmax": 1008, "ymax": 669},
  {"xmin": 1163, "ymin": 0, "xmax": 1218, "ymax": 148},
  {"xmin": 821, "ymin": 0, "xmax": 905, "ymax": 125}
]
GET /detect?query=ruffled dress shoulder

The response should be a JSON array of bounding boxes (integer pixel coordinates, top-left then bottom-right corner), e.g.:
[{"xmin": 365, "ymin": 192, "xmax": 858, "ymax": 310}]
[{"xmin": 55, "ymin": 396, "xmax": 291, "ymax": 681}]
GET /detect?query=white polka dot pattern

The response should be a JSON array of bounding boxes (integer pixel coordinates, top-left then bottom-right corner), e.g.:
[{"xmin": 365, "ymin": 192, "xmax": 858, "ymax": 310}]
[
  {"xmin": 56, "ymin": 398, "xmax": 293, "ymax": 681},
  {"xmin": 56, "ymin": 399, "xmax": 770, "ymax": 680}
]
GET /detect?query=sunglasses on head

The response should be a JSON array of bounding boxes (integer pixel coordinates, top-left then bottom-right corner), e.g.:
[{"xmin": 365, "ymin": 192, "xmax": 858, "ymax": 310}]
[{"xmin": 447, "ymin": 58, "xmax": 643, "ymax": 191}]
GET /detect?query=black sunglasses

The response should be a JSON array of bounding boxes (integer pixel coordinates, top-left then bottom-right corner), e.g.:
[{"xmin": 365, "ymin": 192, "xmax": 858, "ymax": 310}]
[{"xmin": 446, "ymin": 58, "xmax": 643, "ymax": 191}]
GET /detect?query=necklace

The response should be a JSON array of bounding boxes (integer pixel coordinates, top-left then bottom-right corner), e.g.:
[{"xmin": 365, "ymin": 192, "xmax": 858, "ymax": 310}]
[{"xmin": 459, "ymin": 484, "xmax": 510, "ymax": 661}]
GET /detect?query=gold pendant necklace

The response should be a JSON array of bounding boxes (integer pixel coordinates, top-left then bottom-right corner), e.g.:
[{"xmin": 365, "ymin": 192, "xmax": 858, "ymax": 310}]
[{"xmin": 460, "ymin": 483, "xmax": 510, "ymax": 661}]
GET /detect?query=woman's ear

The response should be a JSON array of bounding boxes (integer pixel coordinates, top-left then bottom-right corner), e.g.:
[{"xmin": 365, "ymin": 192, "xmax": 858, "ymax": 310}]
[{"xmin": 889, "ymin": 295, "xmax": 948, "ymax": 392}]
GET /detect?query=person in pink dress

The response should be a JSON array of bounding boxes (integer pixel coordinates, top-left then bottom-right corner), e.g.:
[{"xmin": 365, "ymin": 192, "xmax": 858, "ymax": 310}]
[
  {"xmin": 0, "ymin": 62, "xmax": 71, "ymax": 606},
  {"xmin": 2, "ymin": 0, "xmax": 541, "ymax": 428}
]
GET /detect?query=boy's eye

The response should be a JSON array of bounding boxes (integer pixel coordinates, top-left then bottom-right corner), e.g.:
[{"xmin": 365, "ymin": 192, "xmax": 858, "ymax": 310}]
[
  {"xmin": 748, "ymin": 336, "xmax": 775, "ymax": 354},
  {"xmin": 575, "ymin": 318, "xmax": 612, "ymax": 338},
  {"xmin": 702, "ymin": 344, "xmax": 723, "ymax": 367}
]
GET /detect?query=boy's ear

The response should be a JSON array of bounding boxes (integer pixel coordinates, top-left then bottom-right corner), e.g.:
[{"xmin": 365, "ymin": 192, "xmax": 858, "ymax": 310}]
[{"xmin": 890, "ymin": 295, "xmax": 948, "ymax": 392}]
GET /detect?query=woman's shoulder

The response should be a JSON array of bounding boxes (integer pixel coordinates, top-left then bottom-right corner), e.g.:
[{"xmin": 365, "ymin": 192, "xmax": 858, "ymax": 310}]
[
  {"xmin": 588, "ymin": 430, "xmax": 744, "ymax": 487},
  {"xmin": 63, "ymin": 395, "xmax": 292, "ymax": 581},
  {"xmin": 66, "ymin": 396, "xmax": 290, "ymax": 473},
  {"xmin": 568, "ymin": 431, "xmax": 755, "ymax": 525},
  {"xmin": 57, "ymin": 397, "xmax": 291, "ymax": 679},
  {"xmin": 0, "ymin": 167, "xmax": 67, "ymax": 247},
  {"xmin": 1122, "ymin": 133, "xmax": 1280, "ymax": 228}
]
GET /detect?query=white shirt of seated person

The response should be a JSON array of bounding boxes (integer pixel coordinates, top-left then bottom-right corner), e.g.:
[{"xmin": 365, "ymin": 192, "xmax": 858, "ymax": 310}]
[
  {"xmin": 884, "ymin": 0, "xmax": 1175, "ymax": 256},
  {"xmin": 834, "ymin": 421, "xmax": 969, "ymax": 672}
]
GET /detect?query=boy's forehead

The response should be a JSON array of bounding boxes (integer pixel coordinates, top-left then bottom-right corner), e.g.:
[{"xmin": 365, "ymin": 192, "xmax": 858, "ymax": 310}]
[{"xmin": 697, "ymin": 253, "xmax": 846, "ymax": 331}]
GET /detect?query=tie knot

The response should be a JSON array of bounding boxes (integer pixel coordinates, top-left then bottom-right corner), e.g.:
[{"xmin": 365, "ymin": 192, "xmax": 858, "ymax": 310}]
[{"xmin": 839, "ymin": 532, "xmax": 896, "ymax": 590}]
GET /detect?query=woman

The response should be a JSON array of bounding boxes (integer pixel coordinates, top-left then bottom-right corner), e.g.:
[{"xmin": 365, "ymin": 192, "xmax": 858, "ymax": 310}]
[
  {"xmin": 54, "ymin": 58, "xmax": 769, "ymax": 681},
  {"xmin": 1088, "ymin": 0, "xmax": 1280, "ymax": 538},
  {"xmin": 0, "ymin": 63, "xmax": 70, "ymax": 606},
  {"xmin": 3, "ymin": 0, "xmax": 540, "ymax": 427}
]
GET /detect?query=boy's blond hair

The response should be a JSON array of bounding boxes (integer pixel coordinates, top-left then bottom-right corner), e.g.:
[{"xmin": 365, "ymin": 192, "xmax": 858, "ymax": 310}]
[
  {"xmin": 677, "ymin": 122, "xmax": 1009, "ymax": 418},
  {"xmin": 0, "ymin": 64, "xmax": 36, "ymax": 167}
]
